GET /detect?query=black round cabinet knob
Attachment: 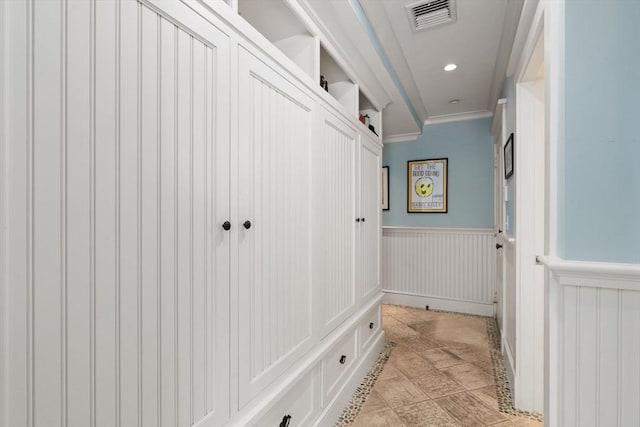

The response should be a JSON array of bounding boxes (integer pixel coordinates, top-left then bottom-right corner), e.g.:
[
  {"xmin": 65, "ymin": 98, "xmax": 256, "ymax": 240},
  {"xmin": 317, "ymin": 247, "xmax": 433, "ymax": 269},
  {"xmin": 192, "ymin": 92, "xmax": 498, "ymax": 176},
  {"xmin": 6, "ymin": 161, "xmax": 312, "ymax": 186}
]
[
  {"xmin": 243, "ymin": 220, "xmax": 252, "ymax": 230},
  {"xmin": 222, "ymin": 221, "xmax": 231, "ymax": 231}
]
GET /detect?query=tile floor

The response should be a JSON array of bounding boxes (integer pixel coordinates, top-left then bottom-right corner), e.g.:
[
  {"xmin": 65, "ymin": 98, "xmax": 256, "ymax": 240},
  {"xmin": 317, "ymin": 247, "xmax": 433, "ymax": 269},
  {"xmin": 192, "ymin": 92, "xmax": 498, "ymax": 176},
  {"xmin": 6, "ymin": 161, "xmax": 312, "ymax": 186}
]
[{"xmin": 351, "ymin": 304, "xmax": 542, "ymax": 427}]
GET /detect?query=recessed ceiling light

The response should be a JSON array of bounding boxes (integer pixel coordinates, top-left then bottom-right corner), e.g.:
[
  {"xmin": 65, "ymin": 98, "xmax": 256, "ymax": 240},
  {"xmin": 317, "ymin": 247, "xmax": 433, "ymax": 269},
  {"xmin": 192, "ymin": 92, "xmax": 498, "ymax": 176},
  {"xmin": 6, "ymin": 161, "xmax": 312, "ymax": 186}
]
[
  {"xmin": 444, "ymin": 63, "xmax": 457, "ymax": 71},
  {"xmin": 449, "ymin": 99, "xmax": 460, "ymax": 104}
]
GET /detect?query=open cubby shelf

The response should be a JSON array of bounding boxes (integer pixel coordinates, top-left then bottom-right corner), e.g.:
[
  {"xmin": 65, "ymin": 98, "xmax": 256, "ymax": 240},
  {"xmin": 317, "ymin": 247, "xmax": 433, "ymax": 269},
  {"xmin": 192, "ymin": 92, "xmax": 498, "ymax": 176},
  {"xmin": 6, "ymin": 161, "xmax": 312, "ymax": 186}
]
[
  {"xmin": 358, "ymin": 91, "xmax": 381, "ymax": 138},
  {"xmin": 236, "ymin": 0, "xmax": 381, "ymax": 139}
]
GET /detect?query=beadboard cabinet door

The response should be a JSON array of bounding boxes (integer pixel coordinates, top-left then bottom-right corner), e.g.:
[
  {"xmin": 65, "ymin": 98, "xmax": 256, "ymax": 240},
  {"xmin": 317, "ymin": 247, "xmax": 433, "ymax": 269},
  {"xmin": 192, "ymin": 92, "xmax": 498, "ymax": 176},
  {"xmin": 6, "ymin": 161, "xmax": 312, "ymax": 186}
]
[
  {"xmin": 236, "ymin": 47, "xmax": 316, "ymax": 408},
  {"xmin": 358, "ymin": 135, "xmax": 382, "ymax": 301},
  {"xmin": 2, "ymin": 1, "xmax": 231, "ymax": 426},
  {"xmin": 314, "ymin": 108, "xmax": 359, "ymax": 335}
]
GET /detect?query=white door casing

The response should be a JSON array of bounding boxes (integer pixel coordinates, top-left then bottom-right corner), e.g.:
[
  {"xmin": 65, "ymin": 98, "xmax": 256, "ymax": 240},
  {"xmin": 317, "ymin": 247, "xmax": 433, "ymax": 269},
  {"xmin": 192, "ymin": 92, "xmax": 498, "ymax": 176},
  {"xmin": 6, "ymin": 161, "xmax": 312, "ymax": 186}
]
[
  {"xmin": 513, "ymin": 5, "xmax": 546, "ymax": 412},
  {"xmin": 493, "ymin": 99, "xmax": 507, "ymax": 334}
]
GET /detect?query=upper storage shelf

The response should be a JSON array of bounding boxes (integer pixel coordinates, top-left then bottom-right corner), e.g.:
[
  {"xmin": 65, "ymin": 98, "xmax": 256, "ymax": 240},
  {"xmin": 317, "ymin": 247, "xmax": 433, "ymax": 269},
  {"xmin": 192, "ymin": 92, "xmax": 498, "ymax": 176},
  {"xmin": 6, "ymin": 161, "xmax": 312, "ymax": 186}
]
[
  {"xmin": 233, "ymin": 0, "xmax": 381, "ymax": 139},
  {"xmin": 319, "ymin": 45, "xmax": 357, "ymax": 117},
  {"xmin": 238, "ymin": 0, "xmax": 318, "ymax": 81},
  {"xmin": 358, "ymin": 91, "xmax": 382, "ymax": 138}
]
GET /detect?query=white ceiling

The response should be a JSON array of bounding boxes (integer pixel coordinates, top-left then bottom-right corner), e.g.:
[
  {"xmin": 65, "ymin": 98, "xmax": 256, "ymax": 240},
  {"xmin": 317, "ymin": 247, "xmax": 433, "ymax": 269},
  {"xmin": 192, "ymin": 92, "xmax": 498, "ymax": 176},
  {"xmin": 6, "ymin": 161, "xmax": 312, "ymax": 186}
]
[{"xmin": 302, "ymin": 0, "xmax": 524, "ymax": 141}]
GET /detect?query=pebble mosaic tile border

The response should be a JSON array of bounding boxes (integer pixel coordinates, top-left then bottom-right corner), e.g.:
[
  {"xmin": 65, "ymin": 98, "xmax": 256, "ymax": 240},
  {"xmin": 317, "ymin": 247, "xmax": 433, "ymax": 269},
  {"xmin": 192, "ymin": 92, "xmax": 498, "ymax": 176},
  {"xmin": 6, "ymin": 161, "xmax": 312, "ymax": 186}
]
[
  {"xmin": 485, "ymin": 316, "xmax": 544, "ymax": 422},
  {"xmin": 334, "ymin": 341, "xmax": 396, "ymax": 426},
  {"xmin": 335, "ymin": 306, "xmax": 543, "ymax": 425}
]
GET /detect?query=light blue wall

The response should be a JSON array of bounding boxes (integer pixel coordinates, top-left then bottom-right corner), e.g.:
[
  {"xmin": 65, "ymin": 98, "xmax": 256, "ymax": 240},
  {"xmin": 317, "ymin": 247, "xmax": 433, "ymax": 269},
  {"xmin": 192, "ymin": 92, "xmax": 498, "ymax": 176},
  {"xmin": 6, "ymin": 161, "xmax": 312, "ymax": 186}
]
[
  {"xmin": 383, "ymin": 118, "xmax": 494, "ymax": 228},
  {"xmin": 501, "ymin": 76, "xmax": 516, "ymax": 236},
  {"xmin": 562, "ymin": 0, "xmax": 640, "ymax": 263}
]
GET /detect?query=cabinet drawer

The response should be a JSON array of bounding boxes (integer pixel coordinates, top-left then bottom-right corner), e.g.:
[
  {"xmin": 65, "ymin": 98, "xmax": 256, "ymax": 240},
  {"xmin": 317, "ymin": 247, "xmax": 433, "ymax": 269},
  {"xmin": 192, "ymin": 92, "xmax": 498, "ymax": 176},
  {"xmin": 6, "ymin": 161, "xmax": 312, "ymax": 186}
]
[
  {"xmin": 255, "ymin": 369, "xmax": 318, "ymax": 427},
  {"xmin": 359, "ymin": 304, "xmax": 381, "ymax": 351},
  {"xmin": 322, "ymin": 329, "xmax": 358, "ymax": 402}
]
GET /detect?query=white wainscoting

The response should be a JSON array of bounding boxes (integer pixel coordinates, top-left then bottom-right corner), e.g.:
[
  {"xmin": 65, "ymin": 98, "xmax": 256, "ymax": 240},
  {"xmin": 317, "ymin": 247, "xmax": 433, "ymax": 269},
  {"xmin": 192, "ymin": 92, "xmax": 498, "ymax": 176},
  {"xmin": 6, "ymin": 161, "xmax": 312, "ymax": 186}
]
[
  {"xmin": 382, "ymin": 227, "xmax": 496, "ymax": 316},
  {"xmin": 544, "ymin": 257, "xmax": 640, "ymax": 427}
]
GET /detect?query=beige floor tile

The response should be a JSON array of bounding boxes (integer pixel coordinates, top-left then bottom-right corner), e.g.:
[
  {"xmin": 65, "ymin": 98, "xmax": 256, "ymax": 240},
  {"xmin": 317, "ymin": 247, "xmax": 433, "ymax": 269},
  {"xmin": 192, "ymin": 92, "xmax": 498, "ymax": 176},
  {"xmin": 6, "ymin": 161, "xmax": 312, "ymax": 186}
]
[
  {"xmin": 394, "ymin": 400, "xmax": 462, "ymax": 427},
  {"xmin": 470, "ymin": 385, "xmax": 500, "ymax": 411},
  {"xmin": 448, "ymin": 346, "xmax": 491, "ymax": 362},
  {"xmin": 440, "ymin": 362, "xmax": 495, "ymax": 390},
  {"xmin": 405, "ymin": 320, "xmax": 439, "ymax": 335},
  {"xmin": 374, "ymin": 375, "xmax": 429, "ymax": 408},
  {"xmin": 407, "ymin": 309, "xmax": 443, "ymax": 321},
  {"xmin": 351, "ymin": 408, "xmax": 408, "ymax": 427},
  {"xmin": 385, "ymin": 323, "xmax": 420, "ymax": 340},
  {"xmin": 434, "ymin": 392, "xmax": 507, "ymax": 426},
  {"xmin": 389, "ymin": 312, "xmax": 427, "ymax": 325},
  {"xmin": 359, "ymin": 390, "xmax": 390, "ymax": 414},
  {"xmin": 390, "ymin": 351, "xmax": 440, "ymax": 378},
  {"xmin": 420, "ymin": 348, "xmax": 467, "ymax": 369},
  {"xmin": 383, "ymin": 315, "xmax": 403, "ymax": 328},
  {"xmin": 377, "ymin": 362, "xmax": 404, "ymax": 381},
  {"xmin": 410, "ymin": 371, "xmax": 466, "ymax": 399},
  {"xmin": 473, "ymin": 358, "xmax": 495, "ymax": 374},
  {"xmin": 391, "ymin": 342, "xmax": 419, "ymax": 356},
  {"xmin": 424, "ymin": 338, "xmax": 472, "ymax": 351},
  {"xmin": 382, "ymin": 304, "xmax": 412, "ymax": 316},
  {"xmin": 351, "ymin": 305, "xmax": 538, "ymax": 427},
  {"xmin": 396, "ymin": 335, "xmax": 442, "ymax": 353}
]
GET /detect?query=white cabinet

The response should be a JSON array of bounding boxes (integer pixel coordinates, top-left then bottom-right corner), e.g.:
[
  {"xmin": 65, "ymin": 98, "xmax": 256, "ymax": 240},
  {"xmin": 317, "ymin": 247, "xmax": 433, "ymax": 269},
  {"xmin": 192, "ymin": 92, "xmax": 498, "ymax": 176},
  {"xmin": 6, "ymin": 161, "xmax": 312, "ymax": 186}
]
[
  {"xmin": 313, "ymin": 109, "xmax": 382, "ymax": 334},
  {"xmin": 1, "ymin": 1, "xmax": 384, "ymax": 426},
  {"xmin": 322, "ymin": 330, "xmax": 358, "ymax": 403},
  {"xmin": 2, "ymin": 1, "xmax": 232, "ymax": 426},
  {"xmin": 358, "ymin": 135, "xmax": 383, "ymax": 300},
  {"xmin": 314, "ymin": 108, "xmax": 359, "ymax": 334},
  {"xmin": 237, "ymin": 47, "xmax": 316, "ymax": 407}
]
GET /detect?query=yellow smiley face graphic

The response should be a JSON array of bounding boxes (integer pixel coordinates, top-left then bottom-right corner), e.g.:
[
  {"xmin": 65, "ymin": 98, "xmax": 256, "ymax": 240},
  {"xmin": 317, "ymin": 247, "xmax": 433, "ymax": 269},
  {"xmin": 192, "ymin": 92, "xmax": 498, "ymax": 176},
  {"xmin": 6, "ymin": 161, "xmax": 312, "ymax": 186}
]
[{"xmin": 415, "ymin": 177, "xmax": 434, "ymax": 197}]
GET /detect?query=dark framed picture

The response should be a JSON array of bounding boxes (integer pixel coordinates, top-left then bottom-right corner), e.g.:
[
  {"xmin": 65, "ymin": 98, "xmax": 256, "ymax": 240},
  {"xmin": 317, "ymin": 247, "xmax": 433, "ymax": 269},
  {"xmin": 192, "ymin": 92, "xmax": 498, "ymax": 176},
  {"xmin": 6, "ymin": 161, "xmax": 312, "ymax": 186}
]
[
  {"xmin": 381, "ymin": 166, "xmax": 389, "ymax": 210},
  {"xmin": 504, "ymin": 133, "xmax": 514, "ymax": 179},
  {"xmin": 407, "ymin": 158, "xmax": 448, "ymax": 213}
]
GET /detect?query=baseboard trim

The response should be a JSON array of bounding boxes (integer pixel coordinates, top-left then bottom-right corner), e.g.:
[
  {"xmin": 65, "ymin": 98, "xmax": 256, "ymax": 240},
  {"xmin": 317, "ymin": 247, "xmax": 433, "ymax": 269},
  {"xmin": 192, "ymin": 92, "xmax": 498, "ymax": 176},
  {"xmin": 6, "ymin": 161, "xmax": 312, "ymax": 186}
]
[
  {"xmin": 313, "ymin": 332, "xmax": 386, "ymax": 427},
  {"xmin": 383, "ymin": 291, "xmax": 494, "ymax": 317}
]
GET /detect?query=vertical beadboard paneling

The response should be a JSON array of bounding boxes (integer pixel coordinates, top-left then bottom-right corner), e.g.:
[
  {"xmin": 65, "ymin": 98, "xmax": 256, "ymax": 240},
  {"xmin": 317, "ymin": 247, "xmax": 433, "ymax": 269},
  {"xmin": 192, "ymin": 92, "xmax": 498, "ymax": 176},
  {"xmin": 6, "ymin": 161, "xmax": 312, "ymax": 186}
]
[
  {"xmin": 66, "ymin": 1, "xmax": 92, "ymax": 425},
  {"xmin": 577, "ymin": 287, "xmax": 597, "ymax": 427},
  {"xmin": 175, "ymin": 27, "xmax": 191, "ymax": 427},
  {"xmin": 158, "ymin": 17, "xmax": 177, "ymax": 427},
  {"xmin": 237, "ymin": 48, "xmax": 313, "ymax": 406},
  {"xmin": 118, "ymin": 2, "xmax": 140, "ymax": 425},
  {"xmin": 382, "ymin": 228, "xmax": 495, "ymax": 305},
  {"xmin": 316, "ymin": 117, "xmax": 356, "ymax": 329},
  {"xmin": 94, "ymin": 1, "xmax": 118, "ymax": 425},
  {"xmin": 5, "ymin": 1, "xmax": 31, "ymax": 424},
  {"xmin": 598, "ymin": 288, "xmax": 619, "ymax": 426},
  {"xmin": 619, "ymin": 289, "xmax": 640, "ymax": 426},
  {"xmin": 140, "ymin": 6, "xmax": 159, "ymax": 427},
  {"xmin": 33, "ymin": 0, "xmax": 63, "ymax": 425},
  {"xmin": 548, "ymin": 261, "xmax": 640, "ymax": 427},
  {"xmin": 562, "ymin": 285, "xmax": 578, "ymax": 427},
  {"xmin": 190, "ymin": 39, "xmax": 207, "ymax": 422},
  {"xmin": 4, "ymin": 2, "xmax": 230, "ymax": 426}
]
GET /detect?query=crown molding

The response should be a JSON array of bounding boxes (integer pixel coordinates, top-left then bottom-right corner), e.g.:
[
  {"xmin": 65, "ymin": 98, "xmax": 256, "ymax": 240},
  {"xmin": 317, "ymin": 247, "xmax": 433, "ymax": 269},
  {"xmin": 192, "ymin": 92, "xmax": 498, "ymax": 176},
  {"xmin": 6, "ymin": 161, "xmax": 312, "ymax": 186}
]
[
  {"xmin": 424, "ymin": 110, "xmax": 493, "ymax": 126},
  {"xmin": 383, "ymin": 132, "xmax": 421, "ymax": 144}
]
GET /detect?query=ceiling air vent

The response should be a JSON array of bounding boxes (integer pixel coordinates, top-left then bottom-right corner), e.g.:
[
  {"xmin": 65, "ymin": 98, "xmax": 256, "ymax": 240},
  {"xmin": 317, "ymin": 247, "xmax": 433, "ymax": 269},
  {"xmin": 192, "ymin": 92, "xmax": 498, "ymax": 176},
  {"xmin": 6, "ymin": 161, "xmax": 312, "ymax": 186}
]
[{"xmin": 406, "ymin": 0, "xmax": 457, "ymax": 33}]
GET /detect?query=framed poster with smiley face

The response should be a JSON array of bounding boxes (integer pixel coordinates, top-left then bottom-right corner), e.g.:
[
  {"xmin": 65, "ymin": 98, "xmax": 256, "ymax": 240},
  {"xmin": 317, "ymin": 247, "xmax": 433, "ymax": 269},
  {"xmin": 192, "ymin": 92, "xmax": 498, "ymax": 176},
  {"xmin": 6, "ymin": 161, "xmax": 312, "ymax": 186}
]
[{"xmin": 407, "ymin": 158, "xmax": 448, "ymax": 213}]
